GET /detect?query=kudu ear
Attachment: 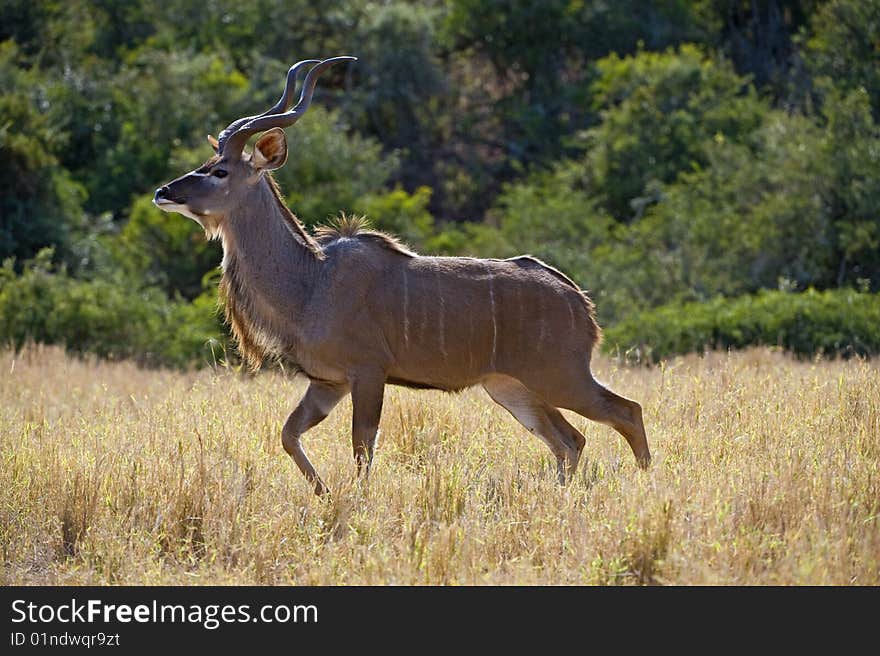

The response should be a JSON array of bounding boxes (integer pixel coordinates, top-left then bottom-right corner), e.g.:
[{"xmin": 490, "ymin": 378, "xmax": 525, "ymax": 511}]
[
  {"xmin": 207, "ymin": 134, "xmax": 219, "ymax": 153},
  {"xmin": 252, "ymin": 128, "xmax": 288, "ymax": 171}
]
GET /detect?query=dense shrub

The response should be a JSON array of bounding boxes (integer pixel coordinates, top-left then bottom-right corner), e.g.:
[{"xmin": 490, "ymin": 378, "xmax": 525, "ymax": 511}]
[
  {"xmin": 273, "ymin": 107, "xmax": 400, "ymax": 224},
  {"xmin": 358, "ymin": 185, "xmax": 434, "ymax": 250},
  {"xmin": 4, "ymin": 2, "xmax": 879, "ymax": 367},
  {"xmin": 602, "ymin": 289, "xmax": 880, "ymax": 362},
  {"xmin": 0, "ymin": 250, "xmax": 226, "ymax": 368},
  {"xmin": 0, "ymin": 41, "xmax": 86, "ymax": 264},
  {"xmin": 112, "ymin": 193, "xmax": 221, "ymax": 301}
]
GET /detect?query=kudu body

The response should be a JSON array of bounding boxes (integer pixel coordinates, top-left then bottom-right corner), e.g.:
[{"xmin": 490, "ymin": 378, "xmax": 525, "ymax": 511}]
[{"xmin": 155, "ymin": 58, "xmax": 650, "ymax": 495}]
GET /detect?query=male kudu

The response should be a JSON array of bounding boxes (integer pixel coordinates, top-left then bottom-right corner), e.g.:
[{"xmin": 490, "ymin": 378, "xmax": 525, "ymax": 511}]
[{"xmin": 154, "ymin": 57, "xmax": 651, "ymax": 495}]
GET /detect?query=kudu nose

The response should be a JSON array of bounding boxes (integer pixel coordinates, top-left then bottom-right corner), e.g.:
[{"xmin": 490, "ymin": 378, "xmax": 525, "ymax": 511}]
[{"xmin": 154, "ymin": 186, "xmax": 170, "ymax": 201}]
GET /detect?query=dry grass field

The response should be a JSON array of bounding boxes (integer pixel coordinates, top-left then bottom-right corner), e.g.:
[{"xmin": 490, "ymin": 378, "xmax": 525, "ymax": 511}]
[{"xmin": 1, "ymin": 345, "xmax": 878, "ymax": 585}]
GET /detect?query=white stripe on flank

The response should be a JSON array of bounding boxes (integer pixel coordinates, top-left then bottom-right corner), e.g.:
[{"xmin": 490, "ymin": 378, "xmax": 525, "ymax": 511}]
[
  {"xmin": 420, "ymin": 281, "xmax": 429, "ymax": 344},
  {"xmin": 402, "ymin": 269, "xmax": 410, "ymax": 345},
  {"xmin": 467, "ymin": 306, "xmax": 474, "ymax": 373},
  {"xmin": 436, "ymin": 271, "xmax": 448, "ymax": 359},
  {"xmin": 515, "ymin": 285, "xmax": 523, "ymax": 352},
  {"xmin": 487, "ymin": 265, "xmax": 497, "ymax": 367},
  {"xmin": 537, "ymin": 295, "xmax": 546, "ymax": 352}
]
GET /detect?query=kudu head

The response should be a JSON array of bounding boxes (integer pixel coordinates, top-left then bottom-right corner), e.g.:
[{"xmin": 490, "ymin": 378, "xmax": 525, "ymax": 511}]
[{"xmin": 153, "ymin": 56, "xmax": 356, "ymax": 233}]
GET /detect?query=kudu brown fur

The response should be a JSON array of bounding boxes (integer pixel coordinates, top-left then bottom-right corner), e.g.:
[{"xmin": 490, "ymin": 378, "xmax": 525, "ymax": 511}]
[{"xmin": 154, "ymin": 58, "xmax": 651, "ymax": 495}]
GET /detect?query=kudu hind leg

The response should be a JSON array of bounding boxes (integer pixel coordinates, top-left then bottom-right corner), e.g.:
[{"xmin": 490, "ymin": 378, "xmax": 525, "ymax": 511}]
[
  {"xmin": 483, "ymin": 375, "xmax": 585, "ymax": 484},
  {"xmin": 282, "ymin": 381, "xmax": 348, "ymax": 496},
  {"xmin": 570, "ymin": 378, "xmax": 651, "ymax": 469}
]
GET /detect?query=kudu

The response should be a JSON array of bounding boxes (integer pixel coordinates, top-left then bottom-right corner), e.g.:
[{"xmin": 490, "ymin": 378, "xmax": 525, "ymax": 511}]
[{"xmin": 154, "ymin": 57, "xmax": 651, "ymax": 496}]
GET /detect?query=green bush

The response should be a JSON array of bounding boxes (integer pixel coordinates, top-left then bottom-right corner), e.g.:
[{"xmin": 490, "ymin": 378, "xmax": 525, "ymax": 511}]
[
  {"xmin": 583, "ymin": 45, "xmax": 766, "ymax": 221},
  {"xmin": 0, "ymin": 249, "xmax": 226, "ymax": 368},
  {"xmin": 272, "ymin": 107, "xmax": 400, "ymax": 224},
  {"xmin": 0, "ymin": 41, "xmax": 87, "ymax": 264},
  {"xmin": 603, "ymin": 289, "xmax": 880, "ymax": 362},
  {"xmin": 111, "ymin": 193, "xmax": 221, "ymax": 301},
  {"xmin": 358, "ymin": 185, "xmax": 435, "ymax": 250}
]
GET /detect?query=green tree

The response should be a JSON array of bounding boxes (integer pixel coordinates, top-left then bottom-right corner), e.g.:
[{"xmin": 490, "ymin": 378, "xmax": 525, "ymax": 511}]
[
  {"xmin": 583, "ymin": 45, "xmax": 766, "ymax": 221},
  {"xmin": 355, "ymin": 3, "xmax": 445, "ymax": 147},
  {"xmin": 358, "ymin": 186, "xmax": 435, "ymax": 250},
  {"xmin": 693, "ymin": 1, "xmax": 820, "ymax": 99},
  {"xmin": 820, "ymin": 87, "xmax": 880, "ymax": 287},
  {"xmin": 635, "ymin": 110, "xmax": 831, "ymax": 299},
  {"xmin": 443, "ymin": 0, "xmax": 706, "ymax": 159},
  {"xmin": 803, "ymin": 0, "xmax": 880, "ymax": 119},
  {"xmin": 112, "ymin": 193, "xmax": 220, "ymax": 301},
  {"xmin": 492, "ymin": 166, "xmax": 614, "ymax": 272},
  {"xmin": 0, "ymin": 41, "xmax": 86, "ymax": 264},
  {"xmin": 54, "ymin": 48, "xmax": 250, "ymax": 217},
  {"xmin": 272, "ymin": 106, "xmax": 399, "ymax": 224}
]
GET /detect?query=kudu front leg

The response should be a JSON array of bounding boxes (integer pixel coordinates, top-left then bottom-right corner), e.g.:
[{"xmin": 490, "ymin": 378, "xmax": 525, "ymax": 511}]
[
  {"xmin": 282, "ymin": 381, "xmax": 348, "ymax": 496},
  {"xmin": 350, "ymin": 373, "xmax": 385, "ymax": 478}
]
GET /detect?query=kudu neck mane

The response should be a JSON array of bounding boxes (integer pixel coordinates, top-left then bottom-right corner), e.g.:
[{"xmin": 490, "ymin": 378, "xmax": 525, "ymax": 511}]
[
  {"xmin": 217, "ymin": 172, "xmax": 322, "ymax": 259},
  {"xmin": 217, "ymin": 172, "xmax": 323, "ymax": 370}
]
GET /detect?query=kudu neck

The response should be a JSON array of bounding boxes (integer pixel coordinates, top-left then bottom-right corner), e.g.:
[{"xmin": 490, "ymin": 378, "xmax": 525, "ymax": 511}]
[
  {"xmin": 218, "ymin": 175, "xmax": 323, "ymax": 324},
  {"xmin": 220, "ymin": 175, "xmax": 322, "ymax": 273}
]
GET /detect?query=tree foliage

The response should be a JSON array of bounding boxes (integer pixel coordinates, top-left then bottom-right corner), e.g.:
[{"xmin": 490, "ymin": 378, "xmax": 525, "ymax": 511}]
[
  {"xmin": 583, "ymin": 45, "xmax": 766, "ymax": 221},
  {"xmin": 803, "ymin": 0, "xmax": 880, "ymax": 118},
  {"xmin": 0, "ymin": 42, "xmax": 85, "ymax": 264},
  {"xmin": 2, "ymin": 0, "xmax": 879, "ymax": 365}
]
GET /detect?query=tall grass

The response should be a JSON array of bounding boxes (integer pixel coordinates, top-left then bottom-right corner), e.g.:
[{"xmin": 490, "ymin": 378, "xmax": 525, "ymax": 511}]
[{"xmin": 1, "ymin": 345, "xmax": 877, "ymax": 584}]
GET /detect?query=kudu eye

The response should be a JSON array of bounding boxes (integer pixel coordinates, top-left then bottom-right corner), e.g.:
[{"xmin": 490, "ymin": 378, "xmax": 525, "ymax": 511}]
[{"xmin": 212, "ymin": 169, "xmax": 228, "ymax": 178}]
